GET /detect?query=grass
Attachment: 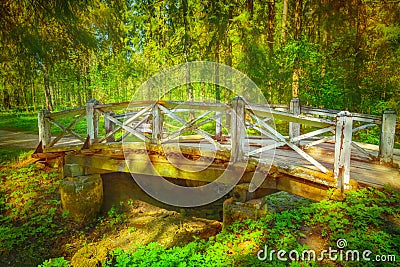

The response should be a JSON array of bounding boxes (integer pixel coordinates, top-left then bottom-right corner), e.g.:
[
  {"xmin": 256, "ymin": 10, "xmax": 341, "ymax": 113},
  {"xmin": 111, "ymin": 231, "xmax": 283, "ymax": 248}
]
[
  {"xmin": 0, "ymin": 147, "xmax": 32, "ymax": 165},
  {"xmin": 0, "ymin": 149, "xmax": 398, "ymax": 266},
  {"xmin": 101, "ymin": 187, "xmax": 400, "ymax": 267},
  {"xmin": 0, "ymin": 112, "xmax": 38, "ymax": 133}
]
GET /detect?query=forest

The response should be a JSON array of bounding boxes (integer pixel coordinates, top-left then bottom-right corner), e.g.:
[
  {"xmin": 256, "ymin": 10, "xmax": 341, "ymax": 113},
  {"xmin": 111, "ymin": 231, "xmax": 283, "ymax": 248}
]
[
  {"xmin": 1, "ymin": 0, "xmax": 400, "ymax": 114},
  {"xmin": 1, "ymin": 1, "xmax": 400, "ymax": 266}
]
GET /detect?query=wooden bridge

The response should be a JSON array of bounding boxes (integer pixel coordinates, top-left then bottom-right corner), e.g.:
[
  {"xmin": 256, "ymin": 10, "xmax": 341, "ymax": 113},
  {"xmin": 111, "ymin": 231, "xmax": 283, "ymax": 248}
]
[{"xmin": 35, "ymin": 97, "xmax": 399, "ymax": 203}]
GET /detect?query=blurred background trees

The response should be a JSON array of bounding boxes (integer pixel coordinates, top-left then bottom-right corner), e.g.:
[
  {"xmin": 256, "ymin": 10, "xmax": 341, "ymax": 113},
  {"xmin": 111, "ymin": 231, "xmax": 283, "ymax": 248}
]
[{"xmin": 1, "ymin": 0, "xmax": 399, "ymax": 114}]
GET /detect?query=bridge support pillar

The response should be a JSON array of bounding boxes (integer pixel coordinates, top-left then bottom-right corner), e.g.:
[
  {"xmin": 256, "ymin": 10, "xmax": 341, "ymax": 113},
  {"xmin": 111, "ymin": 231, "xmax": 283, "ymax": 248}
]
[
  {"xmin": 222, "ymin": 184, "xmax": 277, "ymax": 228},
  {"xmin": 60, "ymin": 163, "xmax": 103, "ymax": 224},
  {"xmin": 379, "ymin": 109, "xmax": 396, "ymax": 166}
]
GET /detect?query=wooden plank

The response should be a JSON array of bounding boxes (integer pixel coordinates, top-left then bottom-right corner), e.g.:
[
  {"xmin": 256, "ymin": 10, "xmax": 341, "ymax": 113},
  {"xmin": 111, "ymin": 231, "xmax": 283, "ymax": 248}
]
[
  {"xmin": 249, "ymin": 112, "xmax": 329, "ymax": 173},
  {"xmin": 247, "ymin": 104, "xmax": 334, "ymax": 128},
  {"xmin": 47, "ymin": 113, "xmax": 86, "ymax": 147},
  {"xmin": 44, "ymin": 144, "xmax": 84, "ymax": 153},
  {"xmin": 351, "ymin": 142, "xmax": 375, "ymax": 161},
  {"xmin": 352, "ymin": 123, "xmax": 376, "ymax": 133},
  {"xmin": 97, "ymin": 109, "xmax": 150, "ymax": 142},
  {"xmin": 161, "ymin": 110, "xmax": 212, "ymax": 143},
  {"xmin": 112, "ymin": 114, "xmax": 150, "ymax": 143},
  {"xmin": 301, "ymin": 106, "xmax": 381, "ymax": 123},
  {"xmin": 247, "ymin": 142, "xmax": 285, "ymax": 156},
  {"xmin": 104, "ymin": 111, "xmax": 115, "ymax": 142},
  {"xmin": 334, "ymin": 111, "xmax": 353, "ymax": 190},
  {"xmin": 122, "ymin": 104, "xmax": 154, "ymax": 126},
  {"xmin": 303, "ymin": 136, "xmax": 334, "ymax": 149},
  {"xmin": 95, "ymin": 101, "xmax": 154, "ymax": 112},
  {"xmin": 47, "ymin": 107, "xmax": 85, "ymax": 119},
  {"xmin": 291, "ymin": 126, "xmax": 335, "ymax": 143},
  {"xmin": 163, "ymin": 101, "xmax": 230, "ymax": 112}
]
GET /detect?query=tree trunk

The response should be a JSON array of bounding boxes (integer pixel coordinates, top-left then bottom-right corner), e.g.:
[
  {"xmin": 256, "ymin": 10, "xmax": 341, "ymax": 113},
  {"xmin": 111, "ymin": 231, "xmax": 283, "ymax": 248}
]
[
  {"xmin": 291, "ymin": 0, "xmax": 303, "ymax": 99},
  {"xmin": 182, "ymin": 0, "xmax": 193, "ymax": 103},
  {"xmin": 281, "ymin": 0, "xmax": 289, "ymax": 45},
  {"xmin": 267, "ymin": 0, "xmax": 276, "ymax": 56},
  {"xmin": 41, "ymin": 63, "xmax": 53, "ymax": 111},
  {"xmin": 352, "ymin": 0, "xmax": 366, "ymax": 109},
  {"xmin": 3, "ymin": 80, "xmax": 11, "ymax": 109}
]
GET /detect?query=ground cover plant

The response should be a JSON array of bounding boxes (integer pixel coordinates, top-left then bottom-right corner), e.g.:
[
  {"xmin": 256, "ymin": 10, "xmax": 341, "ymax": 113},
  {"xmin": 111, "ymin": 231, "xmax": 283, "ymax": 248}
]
[{"xmin": 100, "ymin": 187, "xmax": 400, "ymax": 267}]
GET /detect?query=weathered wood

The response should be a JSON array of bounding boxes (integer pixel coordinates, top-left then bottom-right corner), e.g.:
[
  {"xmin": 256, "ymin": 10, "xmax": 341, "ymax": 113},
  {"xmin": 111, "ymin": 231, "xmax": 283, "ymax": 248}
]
[
  {"xmin": 122, "ymin": 104, "xmax": 154, "ymax": 126},
  {"xmin": 352, "ymin": 123, "xmax": 376, "ymax": 133},
  {"xmin": 163, "ymin": 101, "xmax": 230, "ymax": 112},
  {"xmin": 303, "ymin": 136, "xmax": 334, "ymax": 149},
  {"xmin": 334, "ymin": 111, "xmax": 353, "ymax": 190},
  {"xmin": 247, "ymin": 142, "xmax": 285, "ymax": 156},
  {"xmin": 301, "ymin": 106, "xmax": 381, "ymax": 124},
  {"xmin": 151, "ymin": 104, "xmax": 162, "ymax": 144},
  {"xmin": 47, "ymin": 113, "xmax": 86, "ymax": 147},
  {"xmin": 291, "ymin": 126, "xmax": 335, "ymax": 143},
  {"xmin": 104, "ymin": 111, "xmax": 115, "ymax": 142},
  {"xmin": 215, "ymin": 113, "xmax": 222, "ymax": 141},
  {"xmin": 103, "ymin": 113, "xmax": 150, "ymax": 143},
  {"xmin": 249, "ymin": 112, "xmax": 329, "ymax": 173},
  {"xmin": 86, "ymin": 99, "xmax": 99, "ymax": 144},
  {"xmin": 351, "ymin": 141, "xmax": 375, "ymax": 161},
  {"xmin": 97, "ymin": 109, "xmax": 150, "ymax": 142},
  {"xmin": 38, "ymin": 109, "xmax": 51, "ymax": 148},
  {"xmin": 47, "ymin": 107, "xmax": 86, "ymax": 120},
  {"xmin": 289, "ymin": 98, "xmax": 301, "ymax": 145},
  {"xmin": 378, "ymin": 109, "xmax": 396, "ymax": 166},
  {"xmin": 95, "ymin": 101, "xmax": 152, "ymax": 112},
  {"xmin": 159, "ymin": 104, "xmax": 225, "ymax": 150},
  {"xmin": 231, "ymin": 96, "xmax": 246, "ymax": 162},
  {"xmin": 161, "ymin": 110, "xmax": 213, "ymax": 143},
  {"xmin": 248, "ymin": 104, "xmax": 334, "ymax": 128}
]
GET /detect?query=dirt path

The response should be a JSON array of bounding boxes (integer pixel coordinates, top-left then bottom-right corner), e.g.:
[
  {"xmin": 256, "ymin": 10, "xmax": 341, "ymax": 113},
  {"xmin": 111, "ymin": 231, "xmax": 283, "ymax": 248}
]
[{"xmin": 0, "ymin": 130, "xmax": 39, "ymax": 150}]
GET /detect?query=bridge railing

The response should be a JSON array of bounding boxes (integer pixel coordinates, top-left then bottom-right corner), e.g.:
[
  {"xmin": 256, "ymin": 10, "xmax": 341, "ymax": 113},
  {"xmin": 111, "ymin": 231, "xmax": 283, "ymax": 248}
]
[{"xmin": 38, "ymin": 97, "xmax": 397, "ymax": 190}]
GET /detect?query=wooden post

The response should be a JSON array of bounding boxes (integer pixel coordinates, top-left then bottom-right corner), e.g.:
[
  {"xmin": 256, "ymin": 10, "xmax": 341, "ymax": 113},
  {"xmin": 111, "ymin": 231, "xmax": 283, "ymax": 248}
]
[
  {"xmin": 231, "ymin": 96, "xmax": 246, "ymax": 162},
  {"xmin": 86, "ymin": 99, "xmax": 99, "ymax": 144},
  {"xmin": 289, "ymin": 98, "xmax": 301, "ymax": 145},
  {"xmin": 334, "ymin": 111, "xmax": 353, "ymax": 191},
  {"xmin": 38, "ymin": 109, "xmax": 51, "ymax": 148},
  {"xmin": 378, "ymin": 108, "xmax": 396, "ymax": 166},
  {"xmin": 225, "ymin": 110, "xmax": 231, "ymax": 129},
  {"xmin": 215, "ymin": 113, "xmax": 222, "ymax": 141},
  {"xmin": 152, "ymin": 104, "xmax": 163, "ymax": 144},
  {"xmin": 104, "ymin": 111, "xmax": 115, "ymax": 142}
]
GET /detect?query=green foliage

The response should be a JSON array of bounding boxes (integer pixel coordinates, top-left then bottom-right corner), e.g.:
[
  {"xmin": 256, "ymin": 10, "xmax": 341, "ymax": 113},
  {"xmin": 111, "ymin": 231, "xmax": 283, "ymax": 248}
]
[
  {"xmin": 38, "ymin": 257, "xmax": 70, "ymax": 267},
  {"xmin": 102, "ymin": 187, "xmax": 399, "ymax": 267},
  {"xmin": 0, "ymin": 148, "xmax": 32, "ymax": 165},
  {"xmin": 0, "ymin": 161, "xmax": 64, "ymax": 266}
]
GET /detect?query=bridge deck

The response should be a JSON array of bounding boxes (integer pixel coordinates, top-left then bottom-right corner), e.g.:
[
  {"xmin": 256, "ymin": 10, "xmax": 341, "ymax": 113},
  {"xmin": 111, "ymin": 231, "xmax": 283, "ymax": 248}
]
[{"xmin": 41, "ymin": 137, "xmax": 400, "ymax": 201}]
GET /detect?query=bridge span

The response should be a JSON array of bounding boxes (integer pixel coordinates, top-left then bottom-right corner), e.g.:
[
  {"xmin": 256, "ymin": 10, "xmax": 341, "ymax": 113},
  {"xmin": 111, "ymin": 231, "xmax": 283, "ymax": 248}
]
[{"xmin": 34, "ymin": 97, "xmax": 399, "ymax": 207}]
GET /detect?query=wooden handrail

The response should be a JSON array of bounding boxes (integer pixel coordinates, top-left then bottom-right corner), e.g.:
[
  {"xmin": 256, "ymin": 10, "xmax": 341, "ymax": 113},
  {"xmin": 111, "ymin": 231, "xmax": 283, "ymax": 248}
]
[{"xmin": 38, "ymin": 97, "xmax": 397, "ymax": 181}]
